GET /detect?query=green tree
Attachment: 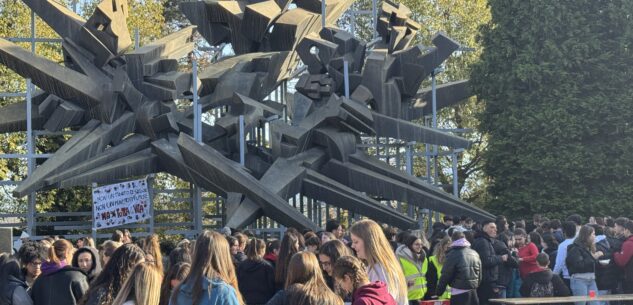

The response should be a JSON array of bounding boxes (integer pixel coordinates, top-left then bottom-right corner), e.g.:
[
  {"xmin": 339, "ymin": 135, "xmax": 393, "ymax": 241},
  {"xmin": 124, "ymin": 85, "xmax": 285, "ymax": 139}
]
[{"xmin": 471, "ymin": 0, "xmax": 633, "ymax": 219}]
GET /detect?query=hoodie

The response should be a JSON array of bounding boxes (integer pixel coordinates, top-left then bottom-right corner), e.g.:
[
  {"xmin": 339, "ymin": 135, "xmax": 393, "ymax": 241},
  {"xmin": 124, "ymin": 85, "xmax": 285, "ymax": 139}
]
[
  {"xmin": 519, "ymin": 268, "xmax": 570, "ymax": 301},
  {"xmin": 237, "ymin": 259, "xmax": 276, "ymax": 304},
  {"xmin": 353, "ymin": 282, "xmax": 397, "ymax": 305},
  {"xmin": 71, "ymin": 247, "xmax": 102, "ymax": 283}
]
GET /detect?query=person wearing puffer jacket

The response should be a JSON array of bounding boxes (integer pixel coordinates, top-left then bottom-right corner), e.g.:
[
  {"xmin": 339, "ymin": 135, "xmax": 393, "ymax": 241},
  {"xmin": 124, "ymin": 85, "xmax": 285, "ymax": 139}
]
[
  {"xmin": 396, "ymin": 235, "xmax": 428, "ymax": 305},
  {"xmin": 333, "ymin": 255, "xmax": 396, "ymax": 305},
  {"xmin": 437, "ymin": 231, "xmax": 482, "ymax": 305}
]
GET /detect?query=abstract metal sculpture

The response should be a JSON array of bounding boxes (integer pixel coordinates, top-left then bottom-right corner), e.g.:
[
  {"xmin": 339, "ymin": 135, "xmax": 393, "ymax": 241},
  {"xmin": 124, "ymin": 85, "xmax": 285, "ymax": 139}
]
[{"xmin": 0, "ymin": 0, "xmax": 493, "ymax": 231}]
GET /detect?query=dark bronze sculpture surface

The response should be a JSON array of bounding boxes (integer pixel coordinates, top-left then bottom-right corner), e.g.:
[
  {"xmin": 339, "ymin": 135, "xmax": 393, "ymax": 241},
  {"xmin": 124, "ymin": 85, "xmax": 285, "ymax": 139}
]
[{"xmin": 0, "ymin": 0, "xmax": 493, "ymax": 231}]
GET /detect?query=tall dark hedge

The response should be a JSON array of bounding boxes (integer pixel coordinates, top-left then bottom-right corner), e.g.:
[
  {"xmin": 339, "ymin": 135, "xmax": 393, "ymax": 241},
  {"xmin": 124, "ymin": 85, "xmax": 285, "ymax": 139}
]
[{"xmin": 471, "ymin": 0, "xmax": 633, "ymax": 219}]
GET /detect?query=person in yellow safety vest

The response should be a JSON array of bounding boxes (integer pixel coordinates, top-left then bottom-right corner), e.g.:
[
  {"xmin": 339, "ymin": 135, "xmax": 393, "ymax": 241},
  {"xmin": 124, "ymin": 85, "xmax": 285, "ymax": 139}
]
[
  {"xmin": 427, "ymin": 236, "xmax": 452, "ymax": 300},
  {"xmin": 397, "ymin": 234, "xmax": 428, "ymax": 304}
]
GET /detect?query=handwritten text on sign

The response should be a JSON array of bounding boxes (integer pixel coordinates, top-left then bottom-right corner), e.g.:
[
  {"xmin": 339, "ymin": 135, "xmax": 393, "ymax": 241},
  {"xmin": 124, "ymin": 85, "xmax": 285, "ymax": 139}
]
[{"xmin": 92, "ymin": 178, "xmax": 150, "ymax": 229}]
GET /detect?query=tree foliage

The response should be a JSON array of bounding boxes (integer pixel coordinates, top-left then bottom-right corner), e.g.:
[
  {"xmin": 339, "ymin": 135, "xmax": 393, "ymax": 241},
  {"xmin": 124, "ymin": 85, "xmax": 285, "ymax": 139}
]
[{"xmin": 471, "ymin": 0, "xmax": 633, "ymax": 219}]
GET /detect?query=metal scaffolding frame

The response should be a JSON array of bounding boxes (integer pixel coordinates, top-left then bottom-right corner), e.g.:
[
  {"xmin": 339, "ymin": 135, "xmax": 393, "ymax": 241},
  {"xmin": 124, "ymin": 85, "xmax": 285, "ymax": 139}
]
[{"xmin": 0, "ymin": 0, "xmax": 466, "ymax": 241}]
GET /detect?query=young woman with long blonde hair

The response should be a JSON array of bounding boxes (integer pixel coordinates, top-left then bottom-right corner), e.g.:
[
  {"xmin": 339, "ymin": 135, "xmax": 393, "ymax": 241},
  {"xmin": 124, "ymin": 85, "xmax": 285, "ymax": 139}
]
[
  {"xmin": 350, "ymin": 219, "xmax": 408, "ymax": 305},
  {"xmin": 112, "ymin": 263, "xmax": 162, "ymax": 305},
  {"xmin": 170, "ymin": 230, "xmax": 244, "ymax": 305}
]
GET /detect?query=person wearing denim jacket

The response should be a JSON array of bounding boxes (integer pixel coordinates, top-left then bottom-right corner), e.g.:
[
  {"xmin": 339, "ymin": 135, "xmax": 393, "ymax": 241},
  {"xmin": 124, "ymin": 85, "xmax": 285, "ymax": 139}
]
[{"xmin": 170, "ymin": 231, "xmax": 243, "ymax": 305}]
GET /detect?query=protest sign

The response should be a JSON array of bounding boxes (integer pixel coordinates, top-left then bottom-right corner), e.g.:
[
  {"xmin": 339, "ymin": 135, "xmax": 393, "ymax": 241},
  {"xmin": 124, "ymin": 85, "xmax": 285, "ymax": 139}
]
[{"xmin": 92, "ymin": 178, "xmax": 150, "ymax": 229}]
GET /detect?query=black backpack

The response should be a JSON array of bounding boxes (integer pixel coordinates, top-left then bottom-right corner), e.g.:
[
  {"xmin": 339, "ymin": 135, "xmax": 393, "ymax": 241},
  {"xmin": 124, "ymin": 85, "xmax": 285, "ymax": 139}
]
[{"xmin": 530, "ymin": 281, "xmax": 554, "ymax": 297}]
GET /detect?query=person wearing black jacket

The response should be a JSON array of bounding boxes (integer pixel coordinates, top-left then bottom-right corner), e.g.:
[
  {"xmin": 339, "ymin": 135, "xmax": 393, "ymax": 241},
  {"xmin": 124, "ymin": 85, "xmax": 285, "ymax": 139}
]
[
  {"xmin": 495, "ymin": 232, "xmax": 519, "ymax": 298},
  {"xmin": 520, "ymin": 253, "xmax": 570, "ymax": 303},
  {"xmin": 566, "ymin": 225, "xmax": 602, "ymax": 302},
  {"xmin": 472, "ymin": 221, "xmax": 508, "ymax": 305},
  {"xmin": 595, "ymin": 227, "xmax": 624, "ymax": 296},
  {"xmin": 237, "ymin": 238, "xmax": 276, "ymax": 305},
  {"xmin": 0, "ymin": 259, "xmax": 33, "ymax": 305},
  {"xmin": 31, "ymin": 239, "xmax": 89, "ymax": 305},
  {"xmin": 437, "ymin": 231, "xmax": 482, "ymax": 305}
]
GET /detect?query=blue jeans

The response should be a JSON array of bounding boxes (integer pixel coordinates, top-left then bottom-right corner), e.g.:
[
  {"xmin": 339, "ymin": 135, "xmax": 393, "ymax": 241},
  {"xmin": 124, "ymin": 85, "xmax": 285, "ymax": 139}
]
[{"xmin": 570, "ymin": 276, "xmax": 599, "ymax": 305}]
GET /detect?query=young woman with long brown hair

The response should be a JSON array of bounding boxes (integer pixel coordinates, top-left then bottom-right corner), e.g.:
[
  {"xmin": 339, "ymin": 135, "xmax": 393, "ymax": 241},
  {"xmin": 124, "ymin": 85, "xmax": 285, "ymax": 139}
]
[
  {"xmin": 333, "ymin": 255, "xmax": 396, "ymax": 305},
  {"xmin": 81, "ymin": 244, "xmax": 146, "ymax": 305},
  {"xmin": 319, "ymin": 239, "xmax": 353, "ymax": 290},
  {"xmin": 279, "ymin": 252, "xmax": 342, "ymax": 305},
  {"xmin": 566, "ymin": 225, "xmax": 603, "ymax": 304},
  {"xmin": 274, "ymin": 230, "xmax": 301, "ymax": 291},
  {"xmin": 159, "ymin": 263, "xmax": 190, "ymax": 305},
  {"xmin": 112, "ymin": 263, "xmax": 162, "ymax": 305},
  {"xmin": 350, "ymin": 220, "xmax": 408, "ymax": 305},
  {"xmin": 170, "ymin": 230, "xmax": 244, "ymax": 305}
]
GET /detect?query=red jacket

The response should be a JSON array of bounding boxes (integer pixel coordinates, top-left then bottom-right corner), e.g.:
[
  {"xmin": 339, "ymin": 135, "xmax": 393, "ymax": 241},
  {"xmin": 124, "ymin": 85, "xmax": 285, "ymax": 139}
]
[
  {"xmin": 353, "ymin": 281, "xmax": 396, "ymax": 305},
  {"xmin": 614, "ymin": 236, "xmax": 633, "ymax": 268},
  {"xmin": 518, "ymin": 242, "xmax": 540, "ymax": 278}
]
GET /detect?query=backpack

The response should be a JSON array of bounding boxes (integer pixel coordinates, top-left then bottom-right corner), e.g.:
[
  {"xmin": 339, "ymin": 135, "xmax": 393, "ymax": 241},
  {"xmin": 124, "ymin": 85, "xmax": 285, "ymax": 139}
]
[{"xmin": 530, "ymin": 281, "xmax": 554, "ymax": 297}]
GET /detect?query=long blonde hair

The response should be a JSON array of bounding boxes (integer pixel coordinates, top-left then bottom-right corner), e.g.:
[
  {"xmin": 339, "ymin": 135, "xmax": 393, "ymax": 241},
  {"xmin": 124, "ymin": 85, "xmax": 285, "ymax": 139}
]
[
  {"xmin": 285, "ymin": 252, "xmax": 342, "ymax": 305},
  {"xmin": 112, "ymin": 263, "xmax": 161, "ymax": 305},
  {"xmin": 172, "ymin": 231, "xmax": 244, "ymax": 305},
  {"xmin": 143, "ymin": 234, "xmax": 164, "ymax": 274},
  {"xmin": 432, "ymin": 236, "xmax": 452, "ymax": 265},
  {"xmin": 350, "ymin": 219, "xmax": 407, "ymax": 305}
]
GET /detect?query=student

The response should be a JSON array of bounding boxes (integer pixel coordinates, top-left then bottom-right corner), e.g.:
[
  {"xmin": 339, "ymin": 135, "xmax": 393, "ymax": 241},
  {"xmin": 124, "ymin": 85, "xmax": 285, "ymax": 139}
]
[
  {"xmin": 351, "ymin": 219, "xmax": 408, "ymax": 305},
  {"xmin": 72, "ymin": 247, "xmax": 102, "ymax": 283},
  {"xmin": 514, "ymin": 228, "xmax": 540, "ymax": 279},
  {"xmin": 111, "ymin": 263, "xmax": 161, "ymax": 305},
  {"xmin": 17, "ymin": 241, "xmax": 46, "ymax": 288},
  {"xmin": 170, "ymin": 231, "xmax": 244, "ymax": 305},
  {"xmin": 274, "ymin": 252, "xmax": 342, "ymax": 305},
  {"xmin": 0, "ymin": 258, "xmax": 33, "ymax": 305},
  {"xmin": 553, "ymin": 221, "xmax": 578, "ymax": 288},
  {"xmin": 159, "ymin": 262, "xmax": 190, "ymax": 305},
  {"xmin": 396, "ymin": 234, "xmax": 428, "ymax": 304},
  {"xmin": 143, "ymin": 234, "xmax": 164, "ymax": 274},
  {"xmin": 520, "ymin": 253, "xmax": 570, "ymax": 300},
  {"xmin": 494, "ymin": 232, "xmax": 519, "ymax": 299},
  {"xmin": 264, "ymin": 240, "xmax": 280, "ymax": 269},
  {"xmin": 566, "ymin": 225, "xmax": 603, "ymax": 305},
  {"xmin": 31, "ymin": 239, "xmax": 89, "ymax": 305},
  {"xmin": 237, "ymin": 238, "xmax": 276, "ymax": 305},
  {"xmin": 437, "ymin": 231, "xmax": 482, "ymax": 305},
  {"xmin": 333, "ymin": 255, "xmax": 396, "ymax": 305},
  {"xmin": 81, "ymin": 244, "xmax": 146, "ymax": 305},
  {"xmin": 319, "ymin": 240, "xmax": 353, "ymax": 290},
  {"xmin": 274, "ymin": 231, "xmax": 301, "ymax": 291},
  {"xmin": 100, "ymin": 240, "xmax": 123, "ymax": 267},
  {"xmin": 427, "ymin": 236, "xmax": 452, "ymax": 300},
  {"xmin": 613, "ymin": 218, "xmax": 633, "ymax": 295}
]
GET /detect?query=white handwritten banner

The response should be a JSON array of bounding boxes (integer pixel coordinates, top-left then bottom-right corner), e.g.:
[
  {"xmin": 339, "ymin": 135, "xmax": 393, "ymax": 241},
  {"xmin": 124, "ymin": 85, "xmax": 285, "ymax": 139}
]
[{"xmin": 92, "ymin": 178, "xmax": 150, "ymax": 229}]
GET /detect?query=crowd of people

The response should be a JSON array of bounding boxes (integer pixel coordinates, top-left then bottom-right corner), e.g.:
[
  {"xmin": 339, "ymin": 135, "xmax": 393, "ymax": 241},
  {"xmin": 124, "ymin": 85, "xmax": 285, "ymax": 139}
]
[{"xmin": 0, "ymin": 214, "xmax": 632, "ymax": 305}]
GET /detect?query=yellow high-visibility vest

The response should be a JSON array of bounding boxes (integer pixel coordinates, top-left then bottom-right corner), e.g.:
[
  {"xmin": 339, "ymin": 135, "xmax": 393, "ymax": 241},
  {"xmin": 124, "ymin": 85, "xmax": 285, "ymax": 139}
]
[
  {"xmin": 398, "ymin": 255, "xmax": 428, "ymax": 301},
  {"xmin": 429, "ymin": 255, "xmax": 451, "ymax": 300}
]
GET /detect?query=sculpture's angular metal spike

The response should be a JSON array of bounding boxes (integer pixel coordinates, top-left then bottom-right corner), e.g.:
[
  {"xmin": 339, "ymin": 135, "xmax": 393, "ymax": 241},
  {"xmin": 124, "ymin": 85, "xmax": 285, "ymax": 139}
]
[
  {"xmin": 21, "ymin": 0, "xmax": 86, "ymax": 39},
  {"xmin": 58, "ymin": 148, "xmax": 158, "ymax": 188},
  {"xmin": 0, "ymin": 38, "xmax": 108, "ymax": 118},
  {"xmin": 303, "ymin": 169, "xmax": 418, "ymax": 229},
  {"xmin": 177, "ymin": 133, "xmax": 319, "ymax": 230},
  {"xmin": 404, "ymin": 80, "xmax": 472, "ymax": 120},
  {"xmin": 14, "ymin": 113, "xmax": 135, "ymax": 197},
  {"xmin": 44, "ymin": 134, "xmax": 151, "ymax": 186},
  {"xmin": 0, "ymin": 101, "xmax": 45, "ymax": 133},
  {"xmin": 320, "ymin": 158, "xmax": 493, "ymax": 221},
  {"xmin": 346, "ymin": 152, "xmax": 494, "ymax": 220},
  {"xmin": 372, "ymin": 111, "xmax": 472, "ymax": 149}
]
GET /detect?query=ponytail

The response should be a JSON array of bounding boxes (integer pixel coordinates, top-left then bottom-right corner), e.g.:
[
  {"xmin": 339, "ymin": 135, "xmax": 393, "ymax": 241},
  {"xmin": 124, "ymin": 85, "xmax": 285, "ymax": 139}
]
[
  {"xmin": 49, "ymin": 239, "xmax": 73, "ymax": 265},
  {"xmin": 245, "ymin": 238, "xmax": 265, "ymax": 261},
  {"xmin": 332, "ymin": 255, "xmax": 369, "ymax": 293}
]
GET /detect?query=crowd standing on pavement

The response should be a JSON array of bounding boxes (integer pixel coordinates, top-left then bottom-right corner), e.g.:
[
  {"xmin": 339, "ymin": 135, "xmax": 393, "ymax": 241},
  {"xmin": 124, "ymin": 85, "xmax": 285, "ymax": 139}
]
[{"xmin": 1, "ymin": 214, "xmax": 633, "ymax": 305}]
